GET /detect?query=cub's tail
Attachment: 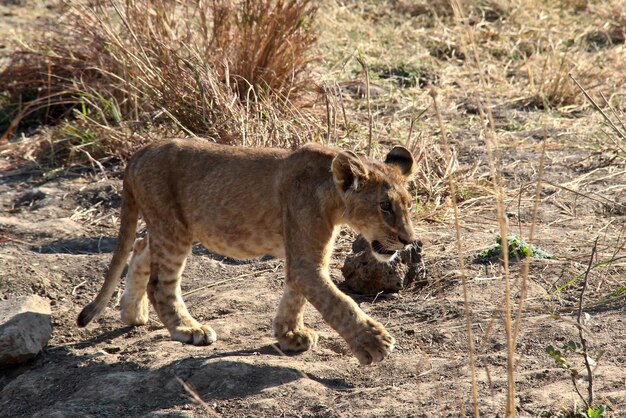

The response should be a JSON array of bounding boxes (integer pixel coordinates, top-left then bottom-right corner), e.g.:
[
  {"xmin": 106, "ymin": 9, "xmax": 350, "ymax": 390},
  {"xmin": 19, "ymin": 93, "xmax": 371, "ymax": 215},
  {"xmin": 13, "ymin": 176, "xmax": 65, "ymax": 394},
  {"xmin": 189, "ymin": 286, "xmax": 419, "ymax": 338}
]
[{"xmin": 77, "ymin": 181, "xmax": 139, "ymax": 327}]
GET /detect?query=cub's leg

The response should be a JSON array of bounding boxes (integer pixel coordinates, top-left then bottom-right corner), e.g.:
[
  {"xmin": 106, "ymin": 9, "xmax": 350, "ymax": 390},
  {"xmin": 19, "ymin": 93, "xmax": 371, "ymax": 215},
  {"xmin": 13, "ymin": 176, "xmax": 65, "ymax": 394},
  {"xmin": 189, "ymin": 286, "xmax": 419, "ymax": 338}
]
[
  {"xmin": 147, "ymin": 236, "xmax": 217, "ymax": 346},
  {"xmin": 120, "ymin": 237, "xmax": 151, "ymax": 325},
  {"xmin": 287, "ymin": 262, "xmax": 395, "ymax": 365},
  {"xmin": 282, "ymin": 206, "xmax": 394, "ymax": 364},
  {"xmin": 273, "ymin": 283, "xmax": 319, "ymax": 351}
]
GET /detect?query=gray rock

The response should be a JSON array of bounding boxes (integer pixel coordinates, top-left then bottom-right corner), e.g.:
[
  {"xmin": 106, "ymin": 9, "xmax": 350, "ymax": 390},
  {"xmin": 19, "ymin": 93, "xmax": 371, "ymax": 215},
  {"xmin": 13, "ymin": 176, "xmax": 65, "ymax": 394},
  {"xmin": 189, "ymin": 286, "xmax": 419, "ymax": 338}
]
[
  {"xmin": 341, "ymin": 235, "xmax": 424, "ymax": 294},
  {"xmin": 0, "ymin": 295, "xmax": 52, "ymax": 366}
]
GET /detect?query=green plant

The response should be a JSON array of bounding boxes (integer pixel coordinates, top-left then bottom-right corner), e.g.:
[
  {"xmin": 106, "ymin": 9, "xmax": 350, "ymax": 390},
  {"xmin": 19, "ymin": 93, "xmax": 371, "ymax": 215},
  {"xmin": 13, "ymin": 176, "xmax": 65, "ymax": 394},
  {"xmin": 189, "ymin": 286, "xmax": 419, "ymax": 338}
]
[
  {"xmin": 579, "ymin": 405, "xmax": 607, "ymax": 418},
  {"xmin": 478, "ymin": 234, "xmax": 552, "ymax": 260},
  {"xmin": 546, "ymin": 339, "xmax": 592, "ymax": 375},
  {"xmin": 546, "ymin": 239, "xmax": 608, "ymax": 417},
  {"xmin": 545, "ymin": 336, "xmax": 607, "ymax": 418}
]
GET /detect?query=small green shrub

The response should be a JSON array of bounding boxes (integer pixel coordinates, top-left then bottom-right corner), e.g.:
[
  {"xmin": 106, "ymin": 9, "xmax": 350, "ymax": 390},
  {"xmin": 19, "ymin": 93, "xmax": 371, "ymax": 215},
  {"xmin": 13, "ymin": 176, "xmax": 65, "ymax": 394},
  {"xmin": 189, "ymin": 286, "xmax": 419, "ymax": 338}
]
[{"xmin": 477, "ymin": 234, "xmax": 552, "ymax": 260}]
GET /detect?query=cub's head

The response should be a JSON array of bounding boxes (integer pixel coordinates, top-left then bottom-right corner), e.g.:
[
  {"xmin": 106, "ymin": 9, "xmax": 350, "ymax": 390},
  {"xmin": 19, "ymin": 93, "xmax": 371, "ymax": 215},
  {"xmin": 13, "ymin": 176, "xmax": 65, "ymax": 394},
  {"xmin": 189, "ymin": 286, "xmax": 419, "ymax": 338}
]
[{"xmin": 332, "ymin": 146, "xmax": 417, "ymax": 263}]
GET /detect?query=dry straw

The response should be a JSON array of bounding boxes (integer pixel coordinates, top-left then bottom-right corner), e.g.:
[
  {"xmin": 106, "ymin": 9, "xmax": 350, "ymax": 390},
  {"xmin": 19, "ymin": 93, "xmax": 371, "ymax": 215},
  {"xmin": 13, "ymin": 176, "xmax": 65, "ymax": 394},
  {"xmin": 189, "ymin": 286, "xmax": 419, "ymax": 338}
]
[
  {"xmin": 0, "ymin": 0, "xmax": 321, "ymax": 163},
  {"xmin": 430, "ymin": 88, "xmax": 480, "ymax": 417},
  {"xmin": 447, "ymin": 0, "xmax": 543, "ymax": 414},
  {"xmin": 356, "ymin": 53, "xmax": 373, "ymax": 157}
]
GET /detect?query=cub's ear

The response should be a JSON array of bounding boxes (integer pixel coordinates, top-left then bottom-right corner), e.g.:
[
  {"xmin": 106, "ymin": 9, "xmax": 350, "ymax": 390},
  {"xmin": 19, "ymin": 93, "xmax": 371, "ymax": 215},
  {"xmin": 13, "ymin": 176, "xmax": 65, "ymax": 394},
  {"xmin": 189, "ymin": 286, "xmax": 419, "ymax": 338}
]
[
  {"xmin": 332, "ymin": 150, "xmax": 369, "ymax": 193},
  {"xmin": 385, "ymin": 146, "xmax": 417, "ymax": 177}
]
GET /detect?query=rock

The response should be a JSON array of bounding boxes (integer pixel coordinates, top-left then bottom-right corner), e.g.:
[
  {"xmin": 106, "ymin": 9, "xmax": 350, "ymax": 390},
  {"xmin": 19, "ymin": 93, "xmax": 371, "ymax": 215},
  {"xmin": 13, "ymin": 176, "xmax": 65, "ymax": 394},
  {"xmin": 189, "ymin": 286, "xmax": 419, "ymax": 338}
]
[
  {"xmin": 13, "ymin": 189, "xmax": 47, "ymax": 210},
  {"xmin": 0, "ymin": 295, "xmax": 52, "ymax": 367},
  {"xmin": 336, "ymin": 80, "xmax": 386, "ymax": 99},
  {"xmin": 341, "ymin": 235, "xmax": 424, "ymax": 294},
  {"xmin": 585, "ymin": 25, "xmax": 625, "ymax": 50}
]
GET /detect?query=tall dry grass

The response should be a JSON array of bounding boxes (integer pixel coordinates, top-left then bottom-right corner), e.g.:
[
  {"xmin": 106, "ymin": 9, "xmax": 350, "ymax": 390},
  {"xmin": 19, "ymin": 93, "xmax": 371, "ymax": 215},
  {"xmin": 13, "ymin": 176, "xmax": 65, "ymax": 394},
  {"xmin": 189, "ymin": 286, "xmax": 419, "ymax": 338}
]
[
  {"xmin": 449, "ymin": 0, "xmax": 520, "ymax": 415},
  {"xmin": 0, "ymin": 0, "xmax": 321, "ymax": 162}
]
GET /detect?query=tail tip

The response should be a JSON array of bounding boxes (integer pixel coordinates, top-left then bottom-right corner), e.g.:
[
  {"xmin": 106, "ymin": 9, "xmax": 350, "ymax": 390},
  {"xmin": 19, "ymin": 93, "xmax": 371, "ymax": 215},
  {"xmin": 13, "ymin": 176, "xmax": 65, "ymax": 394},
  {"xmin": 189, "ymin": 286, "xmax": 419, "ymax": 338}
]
[{"xmin": 77, "ymin": 305, "xmax": 95, "ymax": 327}]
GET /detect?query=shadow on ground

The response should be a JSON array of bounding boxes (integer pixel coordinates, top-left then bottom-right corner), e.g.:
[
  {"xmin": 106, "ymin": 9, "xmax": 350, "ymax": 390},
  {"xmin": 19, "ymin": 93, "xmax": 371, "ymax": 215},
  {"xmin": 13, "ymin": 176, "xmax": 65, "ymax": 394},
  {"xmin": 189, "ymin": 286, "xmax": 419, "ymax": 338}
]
[
  {"xmin": 33, "ymin": 237, "xmax": 117, "ymax": 254},
  {"xmin": 0, "ymin": 327, "xmax": 351, "ymax": 417}
]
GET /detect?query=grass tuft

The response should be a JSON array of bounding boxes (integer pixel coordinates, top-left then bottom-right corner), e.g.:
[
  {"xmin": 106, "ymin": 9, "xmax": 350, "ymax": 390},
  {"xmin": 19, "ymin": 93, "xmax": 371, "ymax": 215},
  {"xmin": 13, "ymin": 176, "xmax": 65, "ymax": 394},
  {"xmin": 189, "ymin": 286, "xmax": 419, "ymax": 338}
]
[{"xmin": 0, "ymin": 0, "xmax": 320, "ymax": 163}]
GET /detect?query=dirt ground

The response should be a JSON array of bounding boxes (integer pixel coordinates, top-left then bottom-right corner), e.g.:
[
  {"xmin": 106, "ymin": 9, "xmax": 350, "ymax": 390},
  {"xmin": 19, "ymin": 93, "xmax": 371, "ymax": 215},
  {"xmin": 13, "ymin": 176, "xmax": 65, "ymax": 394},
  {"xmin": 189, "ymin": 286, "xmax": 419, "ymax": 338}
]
[
  {"xmin": 2, "ymin": 127, "xmax": 626, "ymax": 417},
  {"xmin": 2, "ymin": 0, "xmax": 626, "ymax": 417}
]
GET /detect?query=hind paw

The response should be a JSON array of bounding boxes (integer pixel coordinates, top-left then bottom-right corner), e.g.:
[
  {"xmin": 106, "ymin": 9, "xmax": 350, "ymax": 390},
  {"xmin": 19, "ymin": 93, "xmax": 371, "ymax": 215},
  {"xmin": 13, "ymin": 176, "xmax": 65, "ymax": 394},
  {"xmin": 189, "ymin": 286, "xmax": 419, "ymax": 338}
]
[
  {"xmin": 276, "ymin": 327, "xmax": 319, "ymax": 352},
  {"xmin": 120, "ymin": 294, "xmax": 149, "ymax": 325},
  {"xmin": 171, "ymin": 324, "xmax": 217, "ymax": 346}
]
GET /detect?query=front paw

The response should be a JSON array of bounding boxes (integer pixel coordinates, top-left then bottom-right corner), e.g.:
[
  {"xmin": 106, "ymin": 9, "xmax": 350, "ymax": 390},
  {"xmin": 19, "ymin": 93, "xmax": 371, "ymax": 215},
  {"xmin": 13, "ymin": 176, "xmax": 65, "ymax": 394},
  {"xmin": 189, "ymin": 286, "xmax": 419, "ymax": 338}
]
[
  {"xmin": 349, "ymin": 318, "xmax": 395, "ymax": 365},
  {"xmin": 276, "ymin": 327, "xmax": 319, "ymax": 352}
]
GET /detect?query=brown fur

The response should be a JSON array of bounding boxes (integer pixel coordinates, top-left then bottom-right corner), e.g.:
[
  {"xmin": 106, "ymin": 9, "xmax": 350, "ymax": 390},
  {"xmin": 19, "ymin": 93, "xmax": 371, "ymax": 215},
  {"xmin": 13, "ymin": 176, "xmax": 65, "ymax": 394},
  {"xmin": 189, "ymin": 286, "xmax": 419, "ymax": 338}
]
[{"xmin": 77, "ymin": 138, "xmax": 417, "ymax": 364}]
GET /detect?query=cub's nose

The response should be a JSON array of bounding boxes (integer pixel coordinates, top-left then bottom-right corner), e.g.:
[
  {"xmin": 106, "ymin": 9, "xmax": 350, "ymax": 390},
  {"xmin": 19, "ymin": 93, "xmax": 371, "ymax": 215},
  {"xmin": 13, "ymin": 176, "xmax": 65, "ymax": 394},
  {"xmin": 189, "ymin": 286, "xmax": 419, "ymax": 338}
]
[{"xmin": 398, "ymin": 230, "xmax": 417, "ymax": 245}]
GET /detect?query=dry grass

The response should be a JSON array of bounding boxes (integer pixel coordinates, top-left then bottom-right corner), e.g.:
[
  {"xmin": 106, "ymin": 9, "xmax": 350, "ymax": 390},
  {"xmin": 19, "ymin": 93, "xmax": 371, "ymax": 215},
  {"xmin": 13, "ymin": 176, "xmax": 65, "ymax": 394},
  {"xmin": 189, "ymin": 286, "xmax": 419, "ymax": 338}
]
[
  {"xmin": 0, "ymin": 0, "xmax": 321, "ymax": 164},
  {"xmin": 571, "ymin": 74, "xmax": 626, "ymax": 149},
  {"xmin": 313, "ymin": 0, "xmax": 624, "ymax": 415},
  {"xmin": 522, "ymin": 52, "xmax": 585, "ymax": 110},
  {"xmin": 430, "ymin": 87, "xmax": 480, "ymax": 417}
]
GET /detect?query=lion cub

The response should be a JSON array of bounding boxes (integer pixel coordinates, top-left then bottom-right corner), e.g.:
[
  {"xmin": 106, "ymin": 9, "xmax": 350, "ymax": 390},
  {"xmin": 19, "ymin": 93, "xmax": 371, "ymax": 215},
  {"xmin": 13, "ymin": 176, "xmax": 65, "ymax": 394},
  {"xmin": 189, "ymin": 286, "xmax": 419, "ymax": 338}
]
[{"xmin": 78, "ymin": 139, "xmax": 417, "ymax": 364}]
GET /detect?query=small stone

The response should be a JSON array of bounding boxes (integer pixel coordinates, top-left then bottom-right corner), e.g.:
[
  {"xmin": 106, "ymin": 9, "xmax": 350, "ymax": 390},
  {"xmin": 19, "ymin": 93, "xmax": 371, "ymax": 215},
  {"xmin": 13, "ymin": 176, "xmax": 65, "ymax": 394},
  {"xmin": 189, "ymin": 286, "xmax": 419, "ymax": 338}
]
[
  {"xmin": 13, "ymin": 189, "xmax": 47, "ymax": 209},
  {"xmin": 0, "ymin": 295, "xmax": 52, "ymax": 367},
  {"xmin": 104, "ymin": 345, "xmax": 122, "ymax": 354},
  {"xmin": 585, "ymin": 26, "xmax": 625, "ymax": 50}
]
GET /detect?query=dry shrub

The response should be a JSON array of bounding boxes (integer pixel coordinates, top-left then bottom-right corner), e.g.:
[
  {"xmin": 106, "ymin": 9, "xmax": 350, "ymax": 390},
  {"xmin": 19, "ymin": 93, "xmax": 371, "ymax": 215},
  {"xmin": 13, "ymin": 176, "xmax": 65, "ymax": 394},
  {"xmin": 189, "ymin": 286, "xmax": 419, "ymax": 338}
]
[
  {"xmin": 210, "ymin": 0, "xmax": 317, "ymax": 99},
  {"xmin": 521, "ymin": 52, "xmax": 584, "ymax": 110},
  {"xmin": 406, "ymin": 130, "xmax": 479, "ymax": 220},
  {"xmin": 0, "ymin": 0, "xmax": 320, "ymax": 161}
]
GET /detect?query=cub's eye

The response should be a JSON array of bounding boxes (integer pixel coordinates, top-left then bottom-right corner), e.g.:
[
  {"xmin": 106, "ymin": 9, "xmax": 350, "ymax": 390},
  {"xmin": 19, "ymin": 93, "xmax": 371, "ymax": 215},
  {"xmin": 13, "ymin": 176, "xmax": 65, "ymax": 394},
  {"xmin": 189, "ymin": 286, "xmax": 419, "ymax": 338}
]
[{"xmin": 380, "ymin": 201, "xmax": 392, "ymax": 212}]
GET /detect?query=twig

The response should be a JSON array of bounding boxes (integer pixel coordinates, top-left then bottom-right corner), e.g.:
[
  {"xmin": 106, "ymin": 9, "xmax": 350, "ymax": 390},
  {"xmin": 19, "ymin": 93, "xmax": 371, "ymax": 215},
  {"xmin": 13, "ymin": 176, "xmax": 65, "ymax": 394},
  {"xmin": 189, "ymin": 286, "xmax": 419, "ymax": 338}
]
[
  {"xmin": 45, "ymin": 61, "xmax": 52, "ymax": 123},
  {"xmin": 577, "ymin": 237, "xmax": 598, "ymax": 408},
  {"xmin": 569, "ymin": 73, "xmax": 626, "ymax": 141},
  {"xmin": 571, "ymin": 374, "xmax": 587, "ymax": 409},
  {"xmin": 609, "ymin": 223, "xmax": 626, "ymax": 265},
  {"xmin": 356, "ymin": 53, "xmax": 373, "ymax": 156},
  {"xmin": 600, "ymin": 92, "xmax": 626, "ymax": 135},
  {"xmin": 72, "ymin": 280, "xmax": 87, "ymax": 295},
  {"xmin": 372, "ymin": 290, "xmax": 384, "ymax": 304},
  {"xmin": 324, "ymin": 85, "xmax": 332, "ymax": 145},
  {"xmin": 78, "ymin": 148, "xmax": 108, "ymax": 179},
  {"xmin": 406, "ymin": 117, "xmax": 415, "ymax": 150},
  {"xmin": 176, "ymin": 376, "xmax": 220, "ymax": 416},
  {"xmin": 334, "ymin": 82, "xmax": 348, "ymax": 130},
  {"xmin": 542, "ymin": 179, "xmax": 626, "ymax": 207},
  {"xmin": 430, "ymin": 88, "xmax": 480, "ymax": 418},
  {"xmin": 182, "ymin": 268, "xmax": 273, "ymax": 297}
]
